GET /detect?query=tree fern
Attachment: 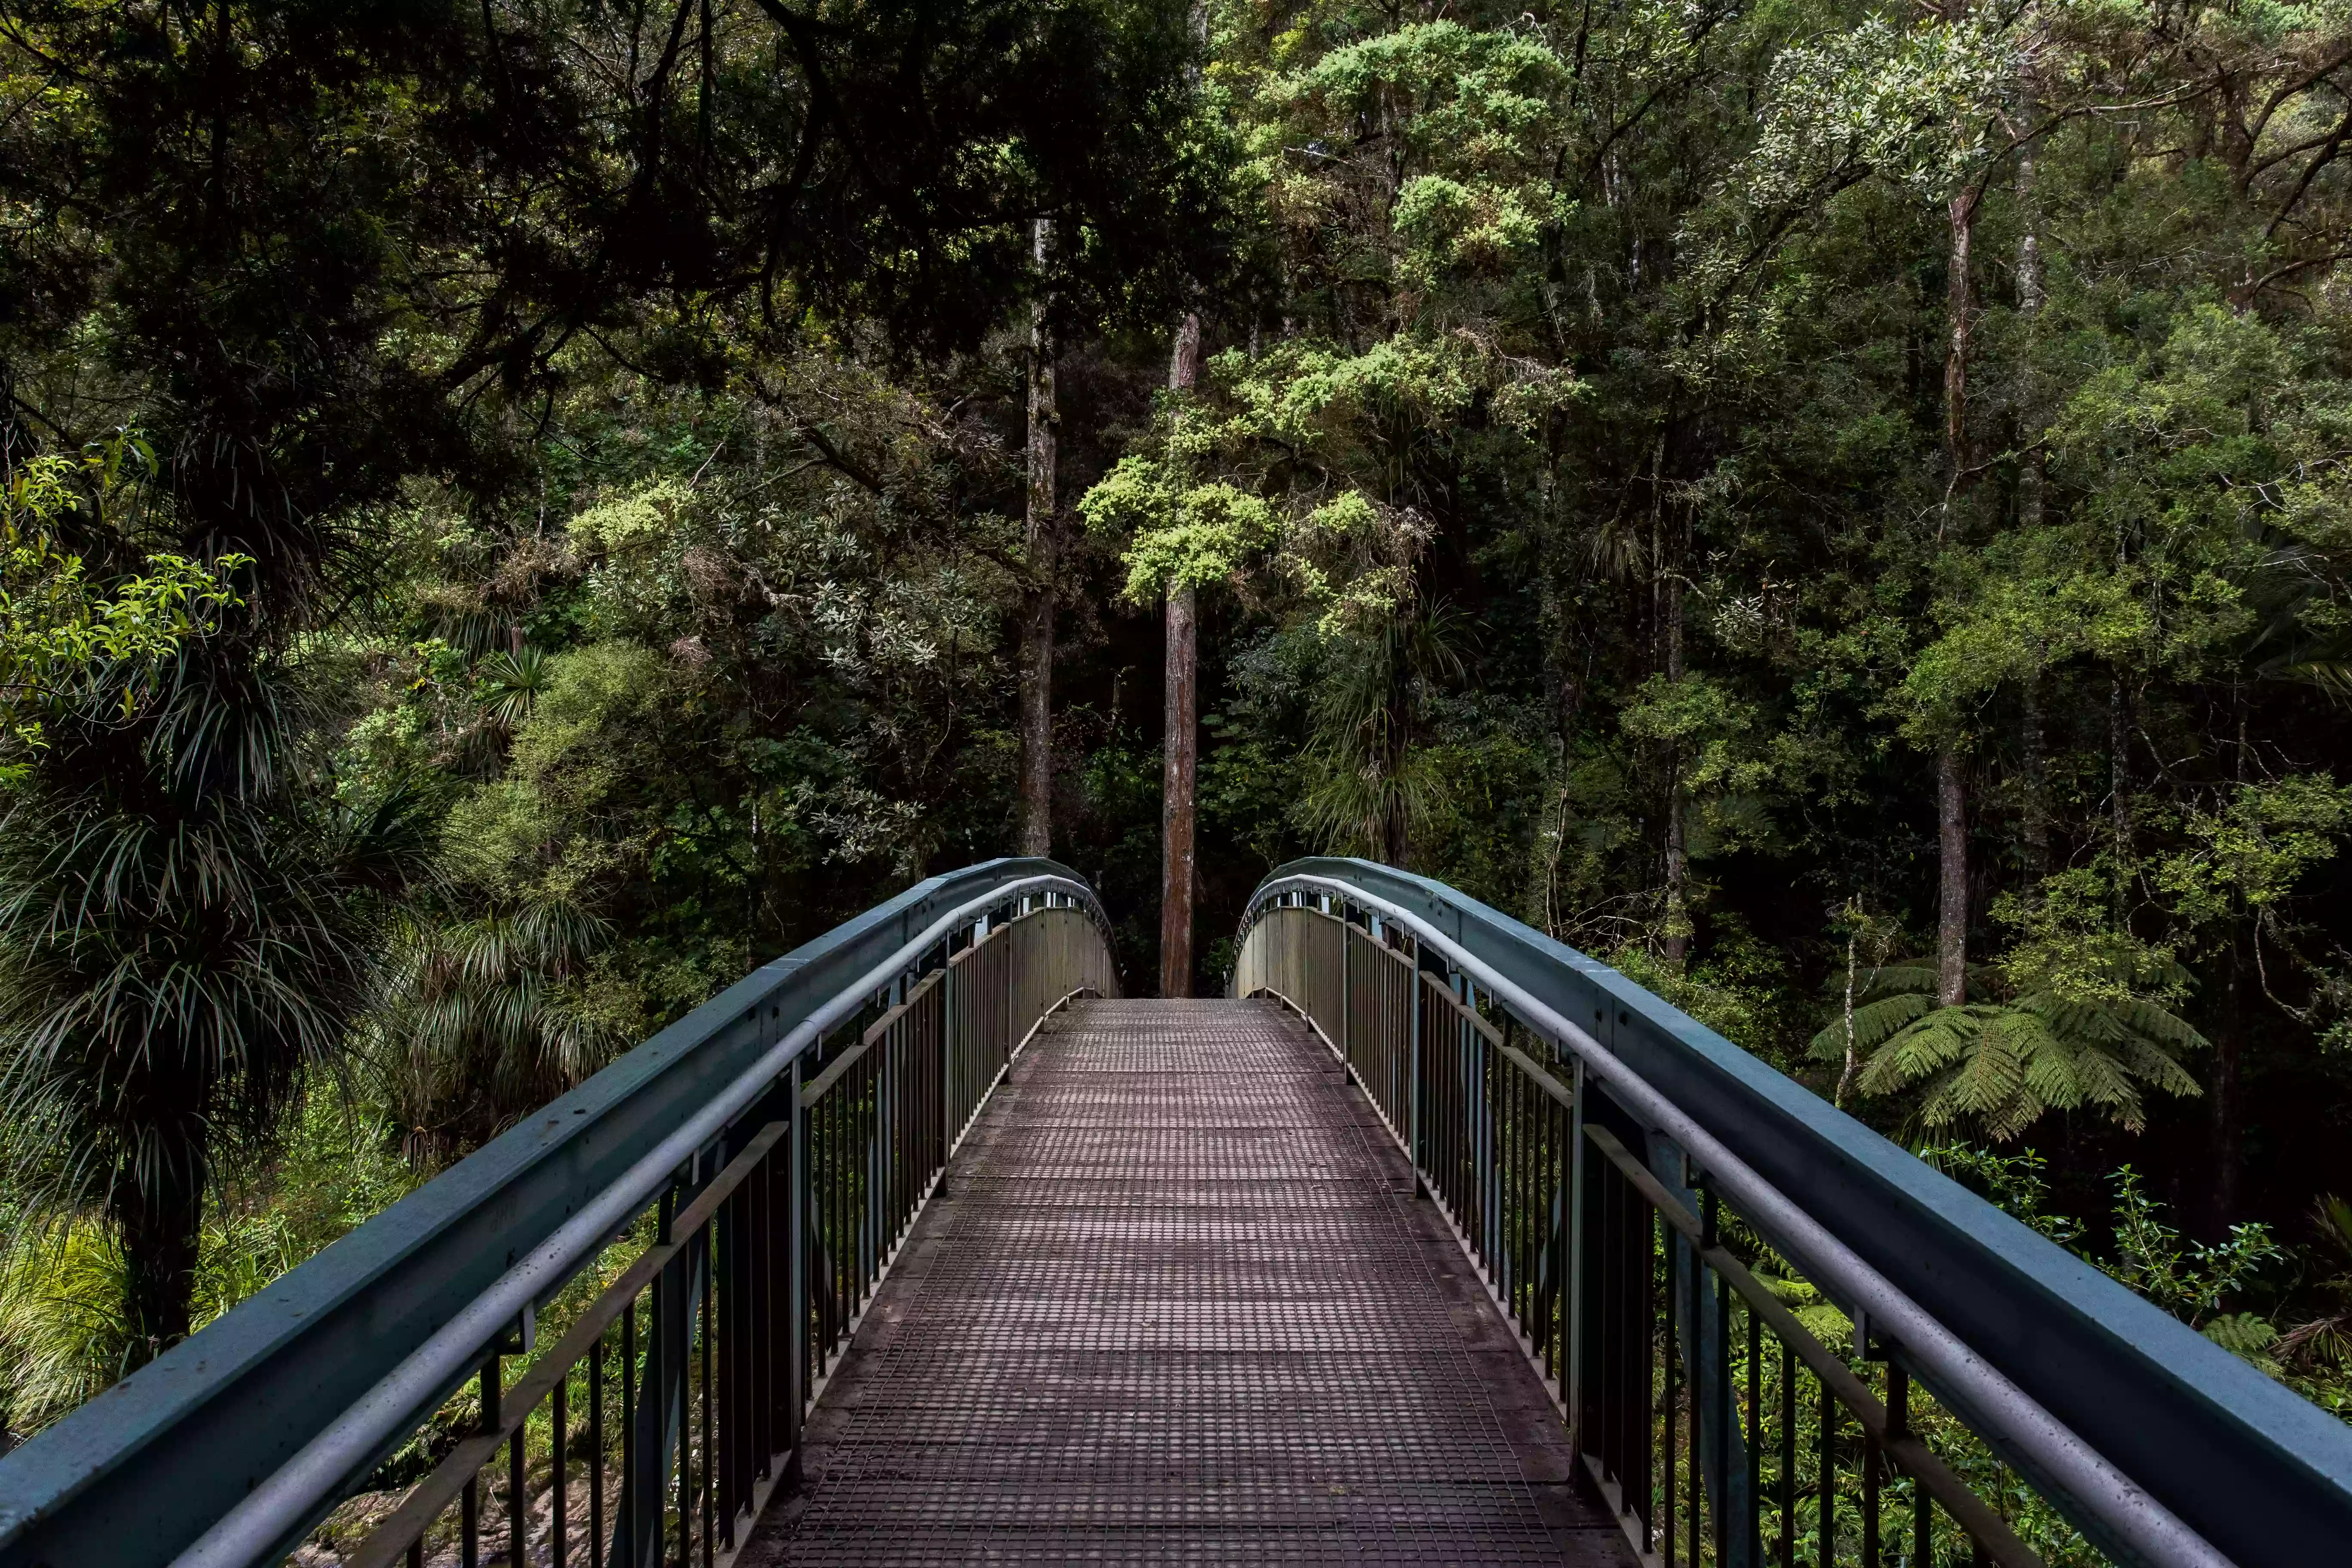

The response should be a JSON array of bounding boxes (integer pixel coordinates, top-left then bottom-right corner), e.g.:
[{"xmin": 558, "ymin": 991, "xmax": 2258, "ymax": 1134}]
[{"xmin": 1811, "ymin": 956, "xmax": 2206, "ymax": 1140}]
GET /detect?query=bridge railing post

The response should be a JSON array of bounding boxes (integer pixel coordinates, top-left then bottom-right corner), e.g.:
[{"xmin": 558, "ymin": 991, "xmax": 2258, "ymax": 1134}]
[
  {"xmin": 787, "ymin": 1056, "xmax": 808, "ymax": 1481},
  {"xmin": 1565, "ymin": 1055, "xmax": 1586, "ymax": 1455},
  {"xmin": 1406, "ymin": 939, "xmax": 1424, "ymax": 1188}
]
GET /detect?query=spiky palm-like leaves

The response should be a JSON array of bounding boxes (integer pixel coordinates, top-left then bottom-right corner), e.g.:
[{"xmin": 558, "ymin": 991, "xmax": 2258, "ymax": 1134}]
[
  {"xmin": 478, "ymin": 646, "xmax": 551, "ymax": 731},
  {"xmin": 1299, "ymin": 607, "xmax": 1466, "ymax": 864},
  {"xmin": 364, "ymin": 901, "xmax": 616, "ymax": 1167},
  {"xmin": 2278, "ymin": 1194, "xmax": 2352, "ymax": 1372},
  {"xmin": 0, "ymin": 662, "xmax": 435, "ymax": 1356},
  {"xmin": 1811, "ymin": 959, "xmax": 2205, "ymax": 1140}
]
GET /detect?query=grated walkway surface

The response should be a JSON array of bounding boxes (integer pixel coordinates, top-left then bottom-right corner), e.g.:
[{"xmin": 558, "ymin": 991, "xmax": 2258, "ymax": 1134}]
[{"xmin": 741, "ymin": 998, "xmax": 1633, "ymax": 1566}]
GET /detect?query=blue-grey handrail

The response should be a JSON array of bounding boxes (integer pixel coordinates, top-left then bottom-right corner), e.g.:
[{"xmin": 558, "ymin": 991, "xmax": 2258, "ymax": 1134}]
[
  {"xmin": 1240, "ymin": 857, "xmax": 2352, "ymax": 1568},
  {"xmin": 0, "ymin": 857, "xmax": 1110, "ymax": 1568}
]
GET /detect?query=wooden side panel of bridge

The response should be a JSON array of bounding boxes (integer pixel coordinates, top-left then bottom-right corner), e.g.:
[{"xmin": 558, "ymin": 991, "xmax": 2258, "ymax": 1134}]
[{"xmin": 743, "ymin": 998, "xmax": 1634, "ymax": 1566}]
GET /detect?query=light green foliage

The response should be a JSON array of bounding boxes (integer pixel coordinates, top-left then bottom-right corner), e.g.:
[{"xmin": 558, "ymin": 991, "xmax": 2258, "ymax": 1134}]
[
  {"xmin": 1613, "ymin": 922, "xmax": 1800, "ymax": 1065},
  {"xmin": 0, "ymin": 440, "xmax": 246, "ymax": 778},
  {"xmin": 1899, "ymin": 537, "xmax": 2150, "ymax": 738},
  {"xmin": 1733, "ymin": 11, "xmax": 2013, "ymax": 204},
  {"xmin": 1620, "ymin": 672, "xmax": 1781, "ymax": 856},
  {"xmin": 2107, "ymin": 1167, "xmax": 2282, "ymax": 1328},
  {"xmin": 1082, "ymin": 459, "xmax": 1281, "ymax": 600},
  {"xmin": 1927, "ymin": 1144, "xmax": 2281, "ymax": 1345},
  {"xmin": 2152, "ymin": 775, "xmax": 2352, "ymax": 930},
  {"xmin": 1996, "ymin": 869, "xmax": 2190, "ymax": 1007},
  {"xmin": 1085, "ymin": 4, "xmax": 1582, "ymax": 631},
  {"xmin": 445, "ymin": 641, "xmax": 676, "ymax": 906}
]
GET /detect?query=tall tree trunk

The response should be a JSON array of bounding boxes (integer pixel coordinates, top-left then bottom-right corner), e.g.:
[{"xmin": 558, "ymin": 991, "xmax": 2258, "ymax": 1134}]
[
  {"xmin": 2015, "ymin": 126, "xmax": 2046, "ymax": 533},
  {"xmin": 1933, "ymin": 175, "xmax": 1979, "ymax": 1005},
  {"xmin": 1161, "ymin": 590, "xmax": 1197, "ymax": 995},
  {"xmin": 1837, "ymin": 911, "xmax": 1862, "ymax": 1108},
  {"xmin": 115, "ymin": 1146, "xmax": 206, "ymax": 1361},
  {"xmin": 1937, "ymin": 745, "xmax": 1968, "ymax": 1007},
  {"xmin": 1017, "ymin": 220, "xmax": 1057, "ymax": 856},
  {"xmin": 1159, "ymin": 315, "xmax": 1203, "ymax": 997},
  {"xmin": 2014, "ymin": 128, "xmax": 2051, "ymax": 902},
  {"xmin": 1941, "ymin": 185, "xmax": 1980, "ymax": 533}
]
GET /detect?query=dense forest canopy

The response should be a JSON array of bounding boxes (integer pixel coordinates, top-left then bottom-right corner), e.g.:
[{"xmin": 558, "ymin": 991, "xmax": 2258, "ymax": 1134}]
[{"xmin": 6, "ymin": 0, "xmax": 2352, "ymax": 1454}]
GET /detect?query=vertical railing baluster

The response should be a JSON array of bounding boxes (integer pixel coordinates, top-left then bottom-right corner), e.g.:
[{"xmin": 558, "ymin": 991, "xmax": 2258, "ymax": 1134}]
[
  {"xmin": 1690, "ymin": 1252, "xmax": 1704, "ymax": 1568},
  {"xmin": 1862, "ymin": 1364, "xmax": 1881, "ymax": 1568},
  {"xmin": 1663, "ymin": 1210, "xmax": 1678, "ymax": 1568},
  {"xmin": 787, "ymin": 1054, "xmax": 807, "ymax": 1476},
  {"xmin": 479, "ymin": 1354, "xmax": 500, "ymax": 1568},
  {"xmin": 621, "ymin": 1298, "xmax": 636, "ymax": 1568},
  {"xmin": 1780, "ymin": 1339, "xmax": 1795, "ymax": 1568},
  {"xmin": 1819, "ymin": 1367, "xmax": 1834, "ymax": 1568},
  {"xmin": 1749, "ymin": 1299, "xmax": 1763, "ymax": 1563},
  {"xmin": 702, "ymin": 1218, "xmax": 715, "ymax": 1568},
  {"xmin": 1718, "ymin": 1272, "xmax": 1734, "ymax": 1565},
  {"xmin": 1408, "ymin": 950, "xmax": 1423, "ymax": 1183},
  {"xmin": 1567, "ymin": 1059, "xmax": 1586, "ymax": 1445},
  {"xmin": 554, "ymin": 1363, "xmax": 570, "ymax": 1567},
  {"xmin": 508, "ymin": 1405, "xmax": 525, "ymax": 1568},
  {"xmin": 592, "ymin": 1333, "xmax": 607, "ymax": 1568}
]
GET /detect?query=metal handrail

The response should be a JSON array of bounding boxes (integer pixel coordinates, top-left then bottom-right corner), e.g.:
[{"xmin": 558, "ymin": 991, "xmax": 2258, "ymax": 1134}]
[
  {"xmin": 0, "ymin": 858, "xmax": 1116, "ymax": 1568},
  {"xmin": 1233, "ymin": 858, "xmax": 2352, "ymax": 1568}
]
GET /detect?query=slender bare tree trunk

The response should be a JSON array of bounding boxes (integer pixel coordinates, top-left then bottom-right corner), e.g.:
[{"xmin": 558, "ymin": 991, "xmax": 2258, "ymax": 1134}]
[
  {"xmin": 2015, "ymin": 126, "xmax": 2046, "ymax": 533},
  {"xmin": 1161, "ymin": 591, "xmax": 1198, "ymax": 995},
  {"xmin": 1937, "ymin": 746, "xmax": 1968, "ymax": 1006},
  {"xmin": 1941, "ymin": 186, "xmax": 1980, "ymax": 534},
  {"xmin": 1932, "ymin": 172, "xmax": 1980, "ymax": 1005},
  {"xmin": 2016, "ymin": 123, "xmax": 2052, "ymax": 901},
  {"xmin": 1017, "ymin": 220, "xmax": 1057, "ymax": 856},
  {"xmin": 1662, "ymin": 565, "xmax": 1690, "ymax": 967},
  {"xmin": 1838, "ymin": 914, "xmax": 1861, "ymax": 1109},
  {"xmin": 1159, "ymin": 313, "xmax": 1204, "ymax": 995}
]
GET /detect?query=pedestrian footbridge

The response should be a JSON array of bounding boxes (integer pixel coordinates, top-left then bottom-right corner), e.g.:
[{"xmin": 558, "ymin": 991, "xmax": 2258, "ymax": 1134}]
[{"xmin": 1, "ymin": 860, "xmax": 2346, "ymax": 1567}]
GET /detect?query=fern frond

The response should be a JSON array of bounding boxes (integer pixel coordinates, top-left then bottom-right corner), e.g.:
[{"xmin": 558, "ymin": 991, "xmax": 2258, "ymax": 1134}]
[
  {"xmin": 1855, "ymin": 961, "xmax": 1939, "ymax": 1000},
  {"xmin": 1853, "ymin": 1006, "xmax": 1979, "ymax": 1095},
  {"xmin": 2113, "ymin": 1033, "xmax": 2203, "ymax": 1100},
  {"xmin": 2105, "ymin": 997, "xmax": 2210, "ymax": 1054},
  {"xmin": 1808, "ymin": 993, "xmax": 1932, "ymax": 1060},
  {"xmin": 1943, "ymin": 1010, "xmax": 2031, "ymax": 1118}
]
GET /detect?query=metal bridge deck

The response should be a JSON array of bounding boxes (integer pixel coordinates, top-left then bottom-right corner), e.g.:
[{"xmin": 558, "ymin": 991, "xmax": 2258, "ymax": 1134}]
[{"xmin": 743, "ymin": 998, "xmax": 1632, "ymax": 1566}]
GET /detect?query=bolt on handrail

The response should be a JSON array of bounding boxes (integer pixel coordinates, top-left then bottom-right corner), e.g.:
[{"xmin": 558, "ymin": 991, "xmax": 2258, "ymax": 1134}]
[
  {"xmin": 1232, "ymin": 859, "xmax": 2352, "ymax": 1568},
  {"xmin": 0, "ymin": 859, "xmax": 1118, "ymax": 1568}
]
